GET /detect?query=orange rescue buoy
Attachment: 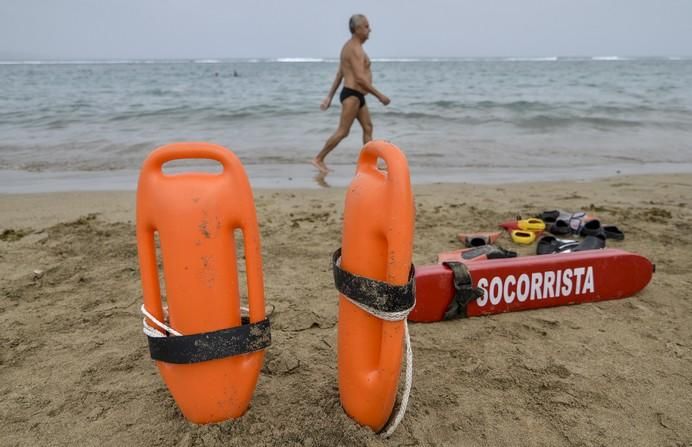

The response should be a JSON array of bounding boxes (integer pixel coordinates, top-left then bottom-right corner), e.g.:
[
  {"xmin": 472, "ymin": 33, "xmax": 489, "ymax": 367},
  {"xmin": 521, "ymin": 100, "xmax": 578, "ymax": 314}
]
[
  {"xmin": 334, "ymin": 140, "xmax": 415, "ymax": 433},
  {"xmin": 136, "ymin": 142, "xmax": 270, "ymax": 424}
]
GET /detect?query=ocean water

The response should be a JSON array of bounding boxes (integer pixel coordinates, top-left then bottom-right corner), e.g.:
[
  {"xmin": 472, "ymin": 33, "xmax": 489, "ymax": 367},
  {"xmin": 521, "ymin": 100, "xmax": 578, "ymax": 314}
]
[{"xmin": 1, "ymin": 57, "xmax": 691, "ymax": 192}]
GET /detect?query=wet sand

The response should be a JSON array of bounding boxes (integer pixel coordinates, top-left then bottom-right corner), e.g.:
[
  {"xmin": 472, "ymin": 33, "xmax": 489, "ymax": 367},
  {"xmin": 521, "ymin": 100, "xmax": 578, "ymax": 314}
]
[{"xmin": 1, "ymin": 174, "xmax": 691, "ymax": 446}]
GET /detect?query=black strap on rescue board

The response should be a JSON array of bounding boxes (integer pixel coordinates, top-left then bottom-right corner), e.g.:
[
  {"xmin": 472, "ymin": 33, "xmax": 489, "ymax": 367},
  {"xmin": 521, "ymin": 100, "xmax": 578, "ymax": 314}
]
[{"xmin": 442, "ymin": 261, "xmax": 485, "ymax": 320}]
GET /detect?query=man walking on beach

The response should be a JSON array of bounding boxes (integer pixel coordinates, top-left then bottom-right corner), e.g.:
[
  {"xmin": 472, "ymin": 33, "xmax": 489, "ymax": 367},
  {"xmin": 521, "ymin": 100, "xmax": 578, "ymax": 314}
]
[{"xmin": 311, "ymin": 14, "xmax": 390, "ymax": 174}]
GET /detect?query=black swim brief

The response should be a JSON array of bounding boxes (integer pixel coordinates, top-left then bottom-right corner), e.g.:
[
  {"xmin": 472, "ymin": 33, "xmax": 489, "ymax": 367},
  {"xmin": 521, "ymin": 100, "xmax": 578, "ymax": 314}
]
[{"xmin": 340, "ymin": 87, "xmax": 366, "ymax": 108}]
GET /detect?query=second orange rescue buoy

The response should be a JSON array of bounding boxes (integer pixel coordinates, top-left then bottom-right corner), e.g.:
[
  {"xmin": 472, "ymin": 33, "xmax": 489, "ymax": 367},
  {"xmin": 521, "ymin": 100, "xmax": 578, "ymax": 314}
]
[{"xmin": 334, "ymin": 140, "xmax": 416, "ymax": 434}]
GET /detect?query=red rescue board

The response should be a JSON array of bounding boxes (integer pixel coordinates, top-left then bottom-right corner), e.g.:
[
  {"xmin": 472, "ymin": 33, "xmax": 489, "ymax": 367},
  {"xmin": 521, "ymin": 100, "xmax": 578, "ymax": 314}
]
[{"xmin": 410, "ymin": 249, "xmax": 654, "ymax": 322}]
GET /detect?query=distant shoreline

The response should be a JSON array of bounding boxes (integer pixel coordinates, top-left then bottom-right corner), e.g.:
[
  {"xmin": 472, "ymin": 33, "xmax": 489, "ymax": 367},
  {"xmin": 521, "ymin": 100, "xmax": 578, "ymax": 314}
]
[{"xmin": 3, "ymin": 163, "xmax": 692, "ymax": 194}]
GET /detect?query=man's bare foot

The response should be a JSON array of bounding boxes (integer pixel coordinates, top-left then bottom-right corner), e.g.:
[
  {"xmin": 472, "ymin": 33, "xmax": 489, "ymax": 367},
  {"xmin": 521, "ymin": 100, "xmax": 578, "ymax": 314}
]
[
  {"xmin": 311, "ymin": 158, "xmax": 330, "ymax": 174},
  {"xmin": 314, "ymin": 171, "xmax": 330, "ymax": 188}
]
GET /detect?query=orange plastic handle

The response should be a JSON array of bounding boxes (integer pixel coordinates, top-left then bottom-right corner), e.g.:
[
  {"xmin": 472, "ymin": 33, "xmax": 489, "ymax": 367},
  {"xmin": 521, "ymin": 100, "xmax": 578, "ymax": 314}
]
[
  {"xmin": 140, "ymin": 142, "xmax": 237, "ymax": 176},
  {"xmin": 338, "ymin": 140, "xmax": 415, "ymax": 432},
  {"xmin": 136, "ymin": 142, "xmax": 266, "ymax": 423}
]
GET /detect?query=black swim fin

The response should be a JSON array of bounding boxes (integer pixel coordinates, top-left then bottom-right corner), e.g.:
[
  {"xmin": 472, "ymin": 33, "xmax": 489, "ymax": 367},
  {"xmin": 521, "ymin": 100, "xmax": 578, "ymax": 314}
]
[
  {"xmin": 536, "ymin": 236, "xmax": 579, "ymax": 255},
  {"xmin": 549, "ymin": 220, "xmax": 571, "ymax": 235},
  {"xmin": 571, "ymin": 234, "xmax": 606, "ymax": 252},
  {"xmin": 537, "ymin": 210, "xmax": 562, "ymax": 223},
  {"xmin": 461, "ymin": 245, "xmax": 518, "ymax": 260},
  {"xmin": 579, "ymin": 219, "xmax": 602, "ymax": 237},
  {"xmin": 602, "ymin": 225, "xmax": 625, "ymax": 240},
  {"xmin": 536, "ymin": 234, "xmax": 605, "ymax": 254}
]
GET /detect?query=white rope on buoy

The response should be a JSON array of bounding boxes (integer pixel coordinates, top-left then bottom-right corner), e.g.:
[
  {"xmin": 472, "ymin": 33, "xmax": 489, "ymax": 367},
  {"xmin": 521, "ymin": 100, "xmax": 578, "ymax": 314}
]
[
  {"xmin": 342, "ymin": 294, "xmax": 414, "ymax": 438},
  {"xmin": 141, "ymin": 303, "xmax": 275, "ymax": 338},
  {"xmin": 141, "ymin": 304, "xmax": 182, "ymax": 338},
  {"xmin": 382, "ymin": 320, "xmax": 413, "ymax": 438}
]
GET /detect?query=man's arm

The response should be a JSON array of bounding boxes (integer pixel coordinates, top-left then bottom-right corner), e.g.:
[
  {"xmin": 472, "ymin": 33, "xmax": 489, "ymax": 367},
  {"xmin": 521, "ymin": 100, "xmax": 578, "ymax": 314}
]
[
  {"xmin": 321, "ymin": 65, "xmax": 343, "ymax": 111},
  {"xmin": 348, "ymin": 49, "xmax": 390, "ymax": 105}
]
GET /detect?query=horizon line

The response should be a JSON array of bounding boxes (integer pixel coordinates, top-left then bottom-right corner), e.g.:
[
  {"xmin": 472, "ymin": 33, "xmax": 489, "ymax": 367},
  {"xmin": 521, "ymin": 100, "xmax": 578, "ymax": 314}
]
[{"xmin": 0, "ymin": 55, "xmax": 690, "ymax": 63}]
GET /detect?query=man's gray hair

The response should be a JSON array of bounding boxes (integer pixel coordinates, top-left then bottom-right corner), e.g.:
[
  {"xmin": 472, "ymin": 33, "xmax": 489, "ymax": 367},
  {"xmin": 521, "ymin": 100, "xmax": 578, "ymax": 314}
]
[{"xmin": 349, "ymin": 14, "xmax": 366, "ymax": 34}]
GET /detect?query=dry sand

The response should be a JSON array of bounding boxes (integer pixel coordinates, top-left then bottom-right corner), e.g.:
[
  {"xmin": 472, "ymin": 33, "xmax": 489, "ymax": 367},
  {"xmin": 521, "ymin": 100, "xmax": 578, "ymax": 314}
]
[{"xmin": 1, "ymin": 174, "xmax": 691, "ymax": 446}]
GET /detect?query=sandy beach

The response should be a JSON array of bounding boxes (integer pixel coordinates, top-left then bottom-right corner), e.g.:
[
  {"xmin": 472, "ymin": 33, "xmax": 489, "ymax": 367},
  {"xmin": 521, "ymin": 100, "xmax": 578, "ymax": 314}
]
[{"xmin": 1, "ymin": 174, "xmax": 691, "ymax": 446}]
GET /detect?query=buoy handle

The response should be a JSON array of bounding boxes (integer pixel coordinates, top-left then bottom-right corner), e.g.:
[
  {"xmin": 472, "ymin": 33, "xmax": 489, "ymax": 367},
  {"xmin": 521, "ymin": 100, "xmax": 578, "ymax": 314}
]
[
  {"xmin": 142, "ymin": 141, "xmax": 241, "ymax": 176},
  {"xmin": 356, "ymin": 140, "xmax": 410, "ymax": 191}
]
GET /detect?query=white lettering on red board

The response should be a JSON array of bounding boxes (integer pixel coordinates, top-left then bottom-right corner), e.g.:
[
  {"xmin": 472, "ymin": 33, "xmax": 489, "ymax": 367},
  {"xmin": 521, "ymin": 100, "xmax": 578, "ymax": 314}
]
[{"xmin": 475, "ymin": 266, "xmax": 595, "ymax": 307}]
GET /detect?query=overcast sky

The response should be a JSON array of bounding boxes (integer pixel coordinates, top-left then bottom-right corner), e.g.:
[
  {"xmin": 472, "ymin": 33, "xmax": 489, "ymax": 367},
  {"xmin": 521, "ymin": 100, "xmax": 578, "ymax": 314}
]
[{"xmin": 1, "ymin": 0, "xmax": 690, "ymax": 60}]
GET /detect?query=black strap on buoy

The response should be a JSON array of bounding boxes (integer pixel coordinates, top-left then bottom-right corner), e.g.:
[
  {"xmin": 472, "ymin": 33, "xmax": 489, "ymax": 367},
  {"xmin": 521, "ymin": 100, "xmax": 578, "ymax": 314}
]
[
  {"xmin": 442, "ymin": 261, "xmax": 484, "ymax": 320},
  {"xmin": 146, "ymin": 318, "xmax": 271, "ymax": 364},
  {"xmin": 332, "ymin": 248, "xmax": 415, "ymax": 314}
]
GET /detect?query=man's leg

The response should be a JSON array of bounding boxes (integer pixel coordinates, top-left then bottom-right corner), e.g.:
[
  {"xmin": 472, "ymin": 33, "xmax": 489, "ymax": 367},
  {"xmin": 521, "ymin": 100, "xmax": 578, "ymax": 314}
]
[
  {"xmin": 312, "ymin": 98, "xmax": 360, "ymax": 173},
  {"xmin": 356, "ymin": 104, "xmax": 374, "ymax": 144},
  {"xmin": 356, "ymin": 105, "xmax": 387, "ymax": 170}
]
